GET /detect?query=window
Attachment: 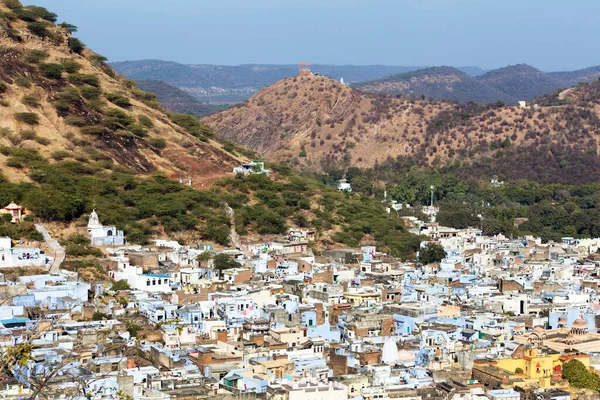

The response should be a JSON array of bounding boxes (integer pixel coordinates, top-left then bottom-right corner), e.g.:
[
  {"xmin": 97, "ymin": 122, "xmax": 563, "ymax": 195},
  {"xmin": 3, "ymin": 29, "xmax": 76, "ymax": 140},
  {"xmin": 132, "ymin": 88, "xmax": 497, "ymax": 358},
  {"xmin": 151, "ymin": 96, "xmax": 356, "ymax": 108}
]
[{"xmin": 146, "ymin": 280, "xmax": 150, "ymax": 286}]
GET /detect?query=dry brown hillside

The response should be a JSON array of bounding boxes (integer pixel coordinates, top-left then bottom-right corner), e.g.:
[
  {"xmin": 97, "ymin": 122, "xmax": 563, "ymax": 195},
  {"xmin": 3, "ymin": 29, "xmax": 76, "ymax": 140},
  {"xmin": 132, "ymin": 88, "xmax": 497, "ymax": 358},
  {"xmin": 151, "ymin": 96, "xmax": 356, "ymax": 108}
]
[
  {"xmin": 0, "ymin": 1, "xmax": 243, "ymax": 187},
  {"xmin": 204, "ymin": 71, "xmax": 600, "ymax": 184}
]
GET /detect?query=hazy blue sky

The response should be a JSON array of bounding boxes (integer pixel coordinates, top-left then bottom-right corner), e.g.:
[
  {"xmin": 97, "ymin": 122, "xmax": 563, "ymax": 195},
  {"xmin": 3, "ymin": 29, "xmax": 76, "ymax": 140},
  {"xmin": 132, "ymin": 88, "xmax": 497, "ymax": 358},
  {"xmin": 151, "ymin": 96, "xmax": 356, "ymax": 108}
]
[{"xmin": 23, "ymin": 0, "xmax": 599, "ymax": 71}]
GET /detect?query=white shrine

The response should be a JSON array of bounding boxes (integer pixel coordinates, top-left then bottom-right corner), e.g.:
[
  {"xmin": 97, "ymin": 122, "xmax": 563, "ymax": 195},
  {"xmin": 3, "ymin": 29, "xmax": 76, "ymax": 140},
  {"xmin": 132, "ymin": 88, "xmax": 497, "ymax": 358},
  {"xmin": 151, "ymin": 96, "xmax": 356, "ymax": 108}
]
[{"xmin": 87, "ymin": 210, "xmax": 125, "ymax": 246}]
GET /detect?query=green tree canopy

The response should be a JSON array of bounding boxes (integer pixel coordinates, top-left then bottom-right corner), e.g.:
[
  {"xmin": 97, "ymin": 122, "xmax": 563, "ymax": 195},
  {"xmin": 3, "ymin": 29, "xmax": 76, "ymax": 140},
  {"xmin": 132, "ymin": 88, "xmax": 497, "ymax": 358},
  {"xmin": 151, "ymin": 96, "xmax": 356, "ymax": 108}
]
[{"xmin": 419, "ymin": 243, "xmax": 446, "ymax": 265}]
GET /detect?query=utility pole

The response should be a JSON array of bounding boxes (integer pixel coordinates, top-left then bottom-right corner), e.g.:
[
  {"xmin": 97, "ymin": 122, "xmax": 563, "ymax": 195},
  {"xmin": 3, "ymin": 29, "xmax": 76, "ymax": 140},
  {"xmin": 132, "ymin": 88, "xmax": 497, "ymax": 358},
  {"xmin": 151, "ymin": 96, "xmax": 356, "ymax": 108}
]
[{"xmin": 430, "ymin": 185, "xmax": 434, "ymax": 224}]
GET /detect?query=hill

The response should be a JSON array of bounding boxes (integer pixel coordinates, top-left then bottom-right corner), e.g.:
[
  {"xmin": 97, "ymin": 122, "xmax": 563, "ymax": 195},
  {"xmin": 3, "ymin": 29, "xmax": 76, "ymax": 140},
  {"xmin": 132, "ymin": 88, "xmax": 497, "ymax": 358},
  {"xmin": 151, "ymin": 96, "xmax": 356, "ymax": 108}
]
[
  {"xmin": 134, "ymin": 80, "xmax": 225, "ymax": 117},
  {"xmin": 476, "ymin": 64, "xmax": 565, "ymax": 100},
  {"xmin": 0, "ymin": 1, "xmax": 245, "ymax": 187},
  {"xmin": 204, "ymin": 72, "xmax": 600, "ymax": 184},
  {"xmin": 0, "ymin": 1, "xmax": 427, "ymax": 257},
  {"xmin": 110, "ymin": 60, "xmax": 484, "ymax": 104},
  {"xmin": 357, "ymin": 63, "xmax": 600, "ymax": 104},
  {"xmin": 355, "ymin": 66, "xmax": 517, "ymax": 104},
  {"xmin": 548, "ymin": 66, "xmax": 600, "ymax": 87}
]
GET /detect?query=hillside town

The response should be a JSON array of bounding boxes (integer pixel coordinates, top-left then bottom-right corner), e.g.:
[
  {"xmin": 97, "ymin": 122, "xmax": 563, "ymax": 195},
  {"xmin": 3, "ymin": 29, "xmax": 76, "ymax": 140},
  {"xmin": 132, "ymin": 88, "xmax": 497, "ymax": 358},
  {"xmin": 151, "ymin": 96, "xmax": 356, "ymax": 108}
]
[{"xmin": 1, "ymin": 202, "xmax": 600, "ymax": 400}]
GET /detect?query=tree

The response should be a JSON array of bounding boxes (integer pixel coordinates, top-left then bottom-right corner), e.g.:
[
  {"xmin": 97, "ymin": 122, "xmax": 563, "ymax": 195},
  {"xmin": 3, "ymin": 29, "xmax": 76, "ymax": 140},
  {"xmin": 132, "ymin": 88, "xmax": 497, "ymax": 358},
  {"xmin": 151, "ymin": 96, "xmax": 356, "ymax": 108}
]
[
  {"xmin": 212, "ymin": 254, "xmax": 239, "ymax": 277},
  {"xmin": 562, "ymin": 360, "xmax": 600, "ymax": 391},
  {"xmin": 67, "ymin": 37, "xmax": 85, "ymax": 54},
  {"xmin": 111, "ymin": 280, "xmax": 131, "ymax": 291},
  {"xmin": 59, "ymin": 22, "xmax": 78, "ymax": 33},
  {"xmin": 515, "ymin": 367, "xmax": 523, "ymax": 374},
  {"xmin": 419, "ymin": 243, "xmax": 446, "ymax": 264}
]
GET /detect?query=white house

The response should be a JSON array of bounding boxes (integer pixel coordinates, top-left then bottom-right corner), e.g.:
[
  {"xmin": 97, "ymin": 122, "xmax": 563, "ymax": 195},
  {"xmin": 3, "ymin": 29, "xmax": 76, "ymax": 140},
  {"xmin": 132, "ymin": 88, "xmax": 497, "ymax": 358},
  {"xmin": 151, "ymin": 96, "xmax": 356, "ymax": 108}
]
[
  {"xmin": 17, "ymin": 274, "xmax": 90, "ymax": 308},
  {"xmin": 337, "ymin": 179, "xmax": 352, "ymax": 192},
  {"xmin": 87, "ymin": 210, "xmax": 125, "ymax": 247},
  {"xmin": 0, "ymin": 237, "xmax": 47, "ymax": 268},
  {"xmin": 110, "ymin": 258, "xmax": 172, "ymax": 293}
]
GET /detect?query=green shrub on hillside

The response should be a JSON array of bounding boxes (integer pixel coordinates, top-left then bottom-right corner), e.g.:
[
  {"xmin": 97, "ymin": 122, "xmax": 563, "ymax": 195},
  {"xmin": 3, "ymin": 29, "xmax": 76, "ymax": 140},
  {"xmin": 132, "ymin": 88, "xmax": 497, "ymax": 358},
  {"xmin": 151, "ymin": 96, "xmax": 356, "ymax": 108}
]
[
  {"xmin": 2, "ymin": 0, "xmax": 22, "ymax": 10},
  {"xmin": 68, "ymin": 73, "xmax": 100, "ymax": 87},
  {"xmin": 24, "ymin": 49, "xmax": 48, "ymax": 63},
  {"xmin": 38, "ymin": 63, "xmax": 64, "ymax": 79},
  {"xmin": 21, "ymin": 95, "xmax": 40, "ymax": 108},
  {"xmin": 148, "ymin": 138, "xmax": 166, "ymax": 149},
  {"xmin": 14, "ymin": 112, "xmax": 39, "ymax": 125},
  {"xmin": 138, "ymin": 115, "xmax": 154, "ymax": 128},
  {"xmin": 80, "ymin": 86, "xmax": 101, "ymax": 100},
  {"xmin": 26, "ymin": 21, "xmax": 48, "ymax": 37},
  {"xmin": 67, "ymin": 37, "xmax": 85, "ymax": 54},
  {"xmin": 64, "ymin": 116, "xmax": 86, "ymax": 127},
  {"xmin": 80, "ymin": 125, "xmax": 105, "ymax": 135},
  {"xmin": 105, "ymin": 93, "xmax": 131, "ymax": 109},
  {"xmin": 14, "ymin": 77, "xmax": 31, "ymax": 88},
  {"xmin": 20, "ymin": 5, "xmax": 56, "ymax": 22},
  {"xmin": 61, "ymin": 60, "xmax": 81, "ymax": 73}
]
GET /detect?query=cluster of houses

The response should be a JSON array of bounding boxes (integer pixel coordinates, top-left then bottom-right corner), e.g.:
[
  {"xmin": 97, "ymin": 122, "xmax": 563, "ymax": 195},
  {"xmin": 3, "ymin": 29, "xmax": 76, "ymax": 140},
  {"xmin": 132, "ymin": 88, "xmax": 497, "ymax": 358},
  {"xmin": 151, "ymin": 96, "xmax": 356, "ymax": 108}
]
[{"xmin": 2, "ymin": 209, "xmax": 600, "ymax": 400}]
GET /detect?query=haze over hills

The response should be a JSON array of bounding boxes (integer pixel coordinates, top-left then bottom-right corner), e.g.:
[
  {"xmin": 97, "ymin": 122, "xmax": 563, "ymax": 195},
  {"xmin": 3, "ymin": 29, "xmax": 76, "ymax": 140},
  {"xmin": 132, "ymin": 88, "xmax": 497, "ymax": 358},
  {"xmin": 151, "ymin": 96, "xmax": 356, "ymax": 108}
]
[
  {"xmin": 0, "ymin": 3, "xmax": 242, "ymax": 186},
  {"xmin": 355, "ymin": 66, "xmax": 518, "ymax": 104},
  {"xmin": 476, "ymin": 64, "xmax": 565, "ymax": 101},
  {"xmin": 357, "ymin": 64, "xmax": 600, "ymax": 104},
  {"xmin": 110, "ymin": 60, "xmax": 485, "ymax": 104},
  {"xmin": 203, "ymin": 71, "xmax": 600, "ymax": 184},
  {"xmin": 113, "ymin": 60, "xmax": 600, "ymax": 105},
  {"xmin": 134, "ymin": 80, "xmax": 225, "ymax": 117}
]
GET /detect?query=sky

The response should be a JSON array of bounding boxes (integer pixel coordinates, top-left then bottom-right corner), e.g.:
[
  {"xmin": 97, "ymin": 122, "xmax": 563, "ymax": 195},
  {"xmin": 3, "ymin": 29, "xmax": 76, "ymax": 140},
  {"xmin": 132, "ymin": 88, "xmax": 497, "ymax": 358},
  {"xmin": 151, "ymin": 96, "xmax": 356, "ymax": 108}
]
[{"xmin": 22, "ymin": 0, "xmax": 600, "ymax": 71}]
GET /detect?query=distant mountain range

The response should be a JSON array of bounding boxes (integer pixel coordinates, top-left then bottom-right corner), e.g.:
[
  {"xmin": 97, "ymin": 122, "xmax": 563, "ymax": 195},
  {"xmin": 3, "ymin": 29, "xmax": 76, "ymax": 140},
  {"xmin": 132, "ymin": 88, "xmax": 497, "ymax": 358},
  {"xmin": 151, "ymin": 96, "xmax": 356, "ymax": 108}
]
[
  {"xmin": 110, "ymin": 60, "xmax": 485, "ymax": 103},
  {"xmin": 134, "ymin": 80, "xmax": 226, "ymax": 117},
  {"xmin": 357, "ymin": 64, "xmax": 600, "ymax": 104},
  {"xmin": 113, "ymin": 60, "xmax": 600, "ymax": 105}
]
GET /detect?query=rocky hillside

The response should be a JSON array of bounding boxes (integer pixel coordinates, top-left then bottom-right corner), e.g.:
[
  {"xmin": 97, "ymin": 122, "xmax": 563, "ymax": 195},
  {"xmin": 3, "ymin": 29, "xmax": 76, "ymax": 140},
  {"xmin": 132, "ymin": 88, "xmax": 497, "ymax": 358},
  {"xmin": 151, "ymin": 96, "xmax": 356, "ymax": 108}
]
[
  {"xmin": 355, "ymin": 66, "xmax": 517, "ymax": 104},
  {"xmin": 204, "ymin": 72, "xmax": 600, "ymax": 184},
  {"xmin": 0, "ymin": 1, "xmax": 243, "ymax": 187}
]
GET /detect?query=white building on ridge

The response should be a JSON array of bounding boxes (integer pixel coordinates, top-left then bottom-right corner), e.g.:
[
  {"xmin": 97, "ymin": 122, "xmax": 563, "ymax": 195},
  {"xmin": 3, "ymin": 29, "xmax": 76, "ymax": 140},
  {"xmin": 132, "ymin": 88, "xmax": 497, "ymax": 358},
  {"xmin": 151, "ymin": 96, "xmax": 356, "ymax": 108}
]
[{"xmin": 87, "ymin": 210, "xmax": 125, "ymax": 247}]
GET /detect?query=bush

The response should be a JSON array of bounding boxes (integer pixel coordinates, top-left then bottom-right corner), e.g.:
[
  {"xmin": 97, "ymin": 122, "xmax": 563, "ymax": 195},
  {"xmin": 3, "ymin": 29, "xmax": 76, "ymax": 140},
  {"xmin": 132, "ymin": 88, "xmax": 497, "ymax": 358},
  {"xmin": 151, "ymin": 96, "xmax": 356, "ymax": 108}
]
[
  {"xmin": 20, "ymin": 129, "xmax": 37, "ymax": 140},
  {"xmin": 68, "ymin": 73, "xmax": 99, "ymax": 87},
  {"xmin": 170, "ymin": 113, "xmax": 214, "ymax": 138},
  {"xmin": 80, "ymin": 86, "xmax": 101, "ymax": 100},
  {"xmin": 51, "ymin": 150, "xmax": 70, "ymax": 160},
  {"xmin": 21, "ymin": 95, "xmax": 40, "ymax": 108},
  {"xmin": 138, "ymin": 115, "xmax": 154, "ymax": 128},
  {"xmin": 64, "ymin": 116, "xmax": 86, "ymax": 127},
  {"xmin": 14, "ymin": 112, "xmax": 39, "ymax": 125},
  {"xmin": 3, "ymin": 0, "xmax": 22, "ymax": 10},
  {"xmin": 24, "ymin": 49, "xmax": 48, "ymax": 64},
  {"xmin": 26, "ymin": 21, "xmax": 48, "ymax": 37},
  {"xmin": 14, "ymin": 77, "xmax": 31, "ymax": 88},
  {"xmin": 105, "ymin": 92, "xmax": 131, "ymax": 109},
  {"xmin": 91, "ymin": 311, "xmax": 106, "ymax": 321},
  {"xmin": 111, "ymin": 279, "xmax": 131, "ymax": 291},
  {"xmin": 80, "ymin": 125, "xmax": 105, "ymax": 135},
  {"xmin": 38, "ymin": 63, "xmax": 64, "ymax": 79},
  {"xmin": 0, "ymin": 82, "xmax": 6, "ymax": 94},
  {"xmin": 67, "ymin": 37, "xmax": 85, "ymax": 54},
  {"xmin": 148, "ymin": 138, "xmax": 167, "ymax": 149},
  {"xmin": 61, "ymin": 60, "xmax": 81, "ymax": 73},
  {"xmin": 23, "ymin": 5, "xmax": 57, "ymax": 22}
]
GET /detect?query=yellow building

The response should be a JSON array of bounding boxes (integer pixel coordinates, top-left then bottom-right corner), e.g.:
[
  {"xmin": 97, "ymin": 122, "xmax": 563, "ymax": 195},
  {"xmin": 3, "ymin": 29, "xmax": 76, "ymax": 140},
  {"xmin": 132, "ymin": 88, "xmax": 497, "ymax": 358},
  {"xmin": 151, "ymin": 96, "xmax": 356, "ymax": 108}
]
[
  {"xmin": 343, "ymin": 291, "xmax": 380, "ymax": 307},
  {"xmin": 491, "ymin": 346, "xmax": 589, "ymax": 390}
]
